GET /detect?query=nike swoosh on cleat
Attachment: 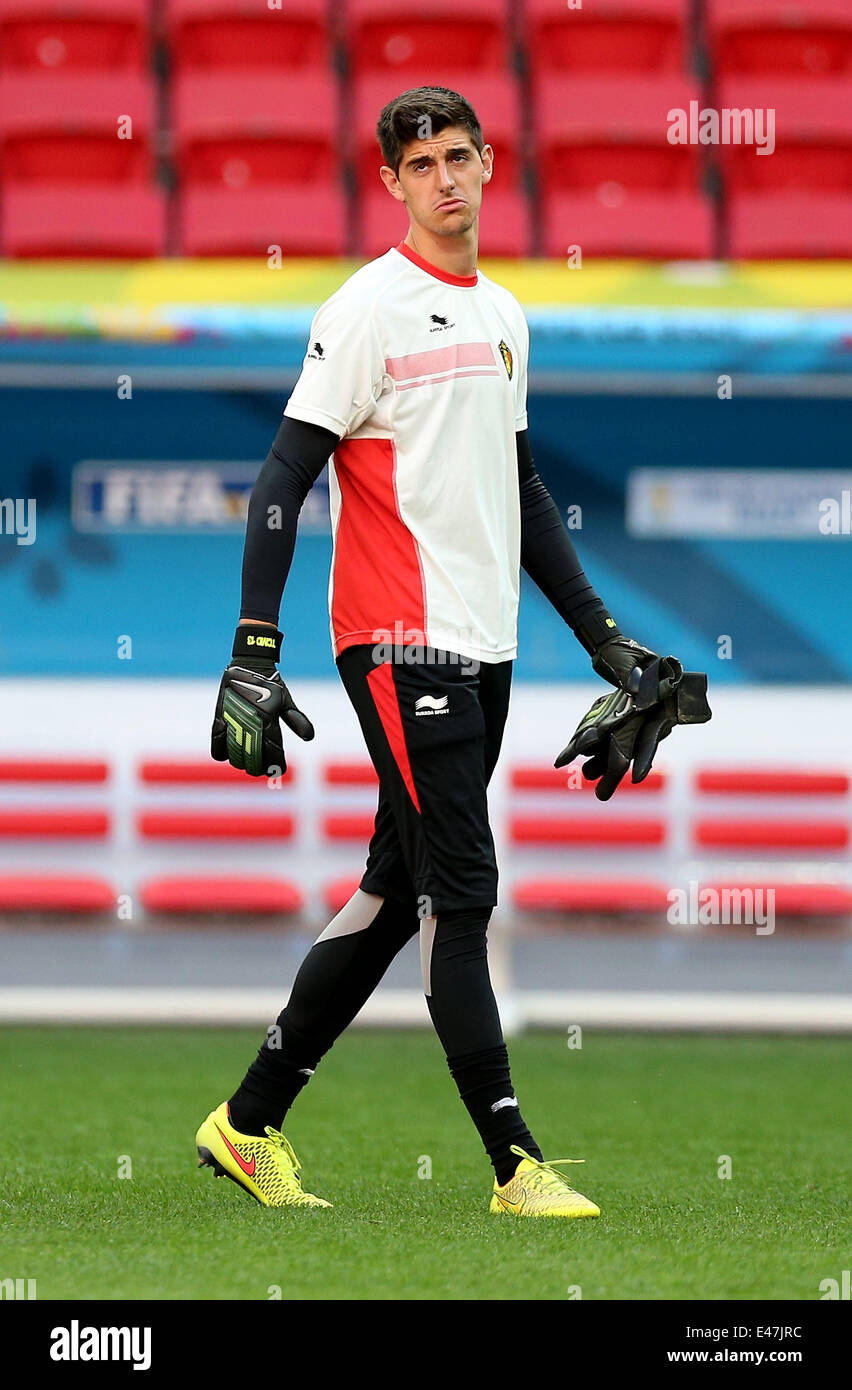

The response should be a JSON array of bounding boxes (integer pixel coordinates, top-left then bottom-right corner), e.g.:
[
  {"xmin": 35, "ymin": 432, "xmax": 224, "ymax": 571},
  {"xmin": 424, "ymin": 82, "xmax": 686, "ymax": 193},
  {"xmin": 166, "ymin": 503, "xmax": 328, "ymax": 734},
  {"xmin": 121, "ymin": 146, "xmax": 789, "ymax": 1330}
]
[
  {"xmin": 495, "ymin": 1192, "xmax": 525, "ymax": 1214},
  {"xmin": 215, "ymin": 1125, "xmax": 257, "ymax": 1176}
]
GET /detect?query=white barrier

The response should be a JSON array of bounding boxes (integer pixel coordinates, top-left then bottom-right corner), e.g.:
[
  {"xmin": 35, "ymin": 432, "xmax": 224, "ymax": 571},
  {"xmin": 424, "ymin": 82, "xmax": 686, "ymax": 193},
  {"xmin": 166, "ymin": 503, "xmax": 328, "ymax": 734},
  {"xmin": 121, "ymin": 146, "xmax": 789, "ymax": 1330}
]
[
  {"xmin": 1, "ymin": 680, "xmax": 850, "ymax": 1031},
  {"xmin": 1, "ymin": 987, "xmax": 851, "ymax": 1032}
]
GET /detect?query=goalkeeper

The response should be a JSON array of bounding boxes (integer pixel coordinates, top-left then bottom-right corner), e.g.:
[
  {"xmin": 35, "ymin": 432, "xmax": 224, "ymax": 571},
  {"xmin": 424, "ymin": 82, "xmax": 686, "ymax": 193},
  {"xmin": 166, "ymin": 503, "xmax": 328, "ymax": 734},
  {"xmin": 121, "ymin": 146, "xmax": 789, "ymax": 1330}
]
[{"xmin": 196, "ymin": 85, "xmax": 710, "ymax": 1218}]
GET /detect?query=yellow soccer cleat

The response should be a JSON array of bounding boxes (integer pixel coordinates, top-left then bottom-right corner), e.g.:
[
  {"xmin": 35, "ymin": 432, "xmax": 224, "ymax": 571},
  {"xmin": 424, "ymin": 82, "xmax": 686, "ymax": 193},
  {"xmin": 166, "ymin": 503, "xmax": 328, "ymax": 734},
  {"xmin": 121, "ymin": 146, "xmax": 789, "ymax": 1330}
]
[
  {"xmin": 490, "ymin": 1144, "xmax": 600, "ymax": 1218},
  {"xmin": 196, "ymin": 1102, "xmax": 332, "ymax": 1209}
]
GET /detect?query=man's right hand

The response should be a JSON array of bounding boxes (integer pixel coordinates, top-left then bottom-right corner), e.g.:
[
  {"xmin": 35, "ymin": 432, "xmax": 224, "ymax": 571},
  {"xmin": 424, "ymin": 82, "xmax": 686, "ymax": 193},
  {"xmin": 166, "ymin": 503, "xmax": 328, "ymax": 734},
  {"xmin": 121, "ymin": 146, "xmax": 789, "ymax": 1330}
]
[{"xmin": 211, "ymin": 623, "xmax": 314, "ymax": 777}]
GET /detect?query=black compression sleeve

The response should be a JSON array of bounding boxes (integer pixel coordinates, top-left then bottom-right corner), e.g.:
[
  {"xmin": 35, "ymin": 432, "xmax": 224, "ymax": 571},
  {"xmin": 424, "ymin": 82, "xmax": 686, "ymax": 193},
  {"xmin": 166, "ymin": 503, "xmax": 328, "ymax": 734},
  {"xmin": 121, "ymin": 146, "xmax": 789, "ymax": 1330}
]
[
  {"xmin": 239, "ymin": 414, "xmax": 339, "ymax": 625},
  {"xmin": 516, "ymin": 429, "xmax": 622, "ymax": 654}
]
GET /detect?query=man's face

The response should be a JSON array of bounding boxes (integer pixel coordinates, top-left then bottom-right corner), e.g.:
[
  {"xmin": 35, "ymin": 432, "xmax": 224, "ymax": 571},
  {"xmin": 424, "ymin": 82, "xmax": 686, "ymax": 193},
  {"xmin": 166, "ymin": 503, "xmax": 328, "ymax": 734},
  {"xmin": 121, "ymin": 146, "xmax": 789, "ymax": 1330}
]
[{"xmin": 380, "ymin": 124, "xmax": 493, "ymax": 237}]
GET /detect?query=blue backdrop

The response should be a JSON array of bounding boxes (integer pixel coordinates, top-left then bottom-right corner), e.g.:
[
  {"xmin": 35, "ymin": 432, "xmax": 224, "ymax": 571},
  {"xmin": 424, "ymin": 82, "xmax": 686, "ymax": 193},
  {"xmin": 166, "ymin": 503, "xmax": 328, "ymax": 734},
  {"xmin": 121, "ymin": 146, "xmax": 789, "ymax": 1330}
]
[{"xmin": 1, "ymin": 384, "xmax": 849, "ymax": 682}]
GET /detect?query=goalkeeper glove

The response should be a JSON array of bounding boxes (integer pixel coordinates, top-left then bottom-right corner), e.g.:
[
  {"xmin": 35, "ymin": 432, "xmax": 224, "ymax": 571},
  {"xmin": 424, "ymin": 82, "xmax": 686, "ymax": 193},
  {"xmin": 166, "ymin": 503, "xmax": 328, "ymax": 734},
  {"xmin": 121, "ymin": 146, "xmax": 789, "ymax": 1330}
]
[
  {"xmin": 591, "ymin": 633, "xmax": 660, "ymax": 693},
  {"xmin": 211, "ymin": 623, "xmax": 314, "ymax": 778},
  {"xmin": 570, "ymin": 608, "xmax": 660, "ymax": 693},
  {"xmin": 555, "ymin": 656, "xmax": 711, "ymax": 801}
]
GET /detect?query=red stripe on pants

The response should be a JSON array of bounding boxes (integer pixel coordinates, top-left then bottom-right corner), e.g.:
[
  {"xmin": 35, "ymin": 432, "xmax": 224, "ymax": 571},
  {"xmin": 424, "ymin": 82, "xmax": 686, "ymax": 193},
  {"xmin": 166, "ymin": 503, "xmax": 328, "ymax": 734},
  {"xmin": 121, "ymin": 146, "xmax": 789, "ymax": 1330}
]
[{"xmin": 366, "ymin": 663, "xmax": 422, "ymax": 814}]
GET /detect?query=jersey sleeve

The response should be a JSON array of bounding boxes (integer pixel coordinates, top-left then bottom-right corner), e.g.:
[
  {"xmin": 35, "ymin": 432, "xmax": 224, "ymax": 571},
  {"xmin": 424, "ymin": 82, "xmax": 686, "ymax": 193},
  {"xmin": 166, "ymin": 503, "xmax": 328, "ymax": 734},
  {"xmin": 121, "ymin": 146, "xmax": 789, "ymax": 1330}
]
[
  {"xmin": 283, "ymin": 290, "xmax": 386, "ymax": 439},
  {"xmin": 513, "ymin": 308, "xmax": 529, "ymax": 432}
]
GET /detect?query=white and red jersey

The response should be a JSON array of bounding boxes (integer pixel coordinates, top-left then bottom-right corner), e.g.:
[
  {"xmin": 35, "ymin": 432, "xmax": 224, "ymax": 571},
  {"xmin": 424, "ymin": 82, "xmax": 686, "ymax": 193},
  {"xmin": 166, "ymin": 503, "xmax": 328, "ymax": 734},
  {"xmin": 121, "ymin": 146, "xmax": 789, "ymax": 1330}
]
[{"xmin": 284, "ymin": 240, "xmax": 529, "ymax": 666}]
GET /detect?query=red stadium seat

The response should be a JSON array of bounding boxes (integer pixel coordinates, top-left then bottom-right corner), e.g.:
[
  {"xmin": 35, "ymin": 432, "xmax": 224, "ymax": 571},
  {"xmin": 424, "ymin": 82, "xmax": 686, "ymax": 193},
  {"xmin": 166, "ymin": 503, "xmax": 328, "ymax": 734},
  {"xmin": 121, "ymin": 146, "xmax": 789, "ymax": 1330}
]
[
  {"xmin": 352, "ymin": 72, "xmax": 523, "ymax": 192},
  {"xmin": 137, "ymin": 811, "xmax": 295, "ymax": 839},
  {"xmin": 543, "ymin": 190, "xmax": 714, "ymax": 258},
  {"xmin": 708, "ymin": 0, "xmax": 852, "ymax": 76},
  {"xmin": 510, "ymin": 764, "xmax": 665, "ymax": 792},
  {"xmin": 699, "ymin": 882, "xmax": 852, "ymax": 917},
  {"xmin": 172, "ymin": 71, "xmax": 339, "ymax": 187},
  {"xmin": 0, "ymin": 757, "xmax": 108, "ymax": 781},
  {"xmin": 536, "ymin": 75, "xmax": 702, "ymax": 192},
  {"xmin": 0, "ymin": 809, "xmax": 110, "ymax": 837},
  {"xmin": 0, "ymin": 0, "xmax": 150, "ymax": 70},
  {"xmin": 727, "ymin": 193, "xmax": 852, "ymax": 258},
  {"xmin": 356, "ymin": 187, "xmax": 531, "ymax": 259},
  {"xmin": 165, "ymin": 0, "xmax": 330, "ymax": 70},
  {"xmin": 1, "ymin": 182, "xmax": 167, "ymax": 256},
  {"xmin": 322, "ymin": 813, "xmax": 375, "ymax": 841},
  {"xmin": 695, "ymin": 767, "xmax": 850, "ymax": 795},
  {"xmin": 525, "ymin": 0, "xmax": 688, "ymax": 75},
  {"xmin": 512, "ymin": 878, "xmax": 670, "ymax": 913},
  {"xmin": 140, "ymin": 876, "xmax": 303, "ymax": 914},
  {"xmin": 177, "ymin": 184, "xmax": 347, "ymax": 255},
  {"xmin": 139, "ymin": 758, "xmax": 295, "ymax": 785},
  {"xmin": 716, "ymin": 79, "xmax": 852, "ymax": 192},
  {"xmin": 322, "ymin": 761, "xmax": 378, "ymax": 785},
  {"xmin": 345, "ymin": 0, "xmax": 509, "ymax": 77},
  {"xmin": 0, "ymin": 72, "xmax": 155, "ymax": 181},
  {"xmin": 694, "ymin": 818, "xmax": 848, "ymax": 851},
  {"xmin": 0, "ymin": 875, "xmax": 116, "ymax": 912},
  {"xmin": 353, "ymin": 191, "xmax": 413, "ymax": 259},
  {"xmin": 510, "ymin": 816, "xmax": 666, "ymax": 846},
  {"xmin": 324, "ymin": 876, "xmax": 364, "ymax": 912}
]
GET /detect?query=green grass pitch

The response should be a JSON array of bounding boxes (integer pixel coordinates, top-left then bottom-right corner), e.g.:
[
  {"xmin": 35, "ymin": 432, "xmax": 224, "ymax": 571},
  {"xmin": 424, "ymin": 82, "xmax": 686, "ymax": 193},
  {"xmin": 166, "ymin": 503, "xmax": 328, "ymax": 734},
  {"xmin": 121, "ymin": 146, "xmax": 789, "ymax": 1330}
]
[{"xmin": 2, "ymin": 1026, "xmax": 849, "ymax": 1301}]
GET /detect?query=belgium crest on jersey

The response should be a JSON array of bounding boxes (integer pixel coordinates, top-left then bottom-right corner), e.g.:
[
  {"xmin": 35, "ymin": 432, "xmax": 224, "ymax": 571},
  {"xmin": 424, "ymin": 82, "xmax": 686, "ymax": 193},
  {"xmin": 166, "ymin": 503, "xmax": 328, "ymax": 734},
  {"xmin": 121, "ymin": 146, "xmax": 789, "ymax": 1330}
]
[{"xmin": 498, "ymin": 339, "xmax": 513, "ymax": 379}]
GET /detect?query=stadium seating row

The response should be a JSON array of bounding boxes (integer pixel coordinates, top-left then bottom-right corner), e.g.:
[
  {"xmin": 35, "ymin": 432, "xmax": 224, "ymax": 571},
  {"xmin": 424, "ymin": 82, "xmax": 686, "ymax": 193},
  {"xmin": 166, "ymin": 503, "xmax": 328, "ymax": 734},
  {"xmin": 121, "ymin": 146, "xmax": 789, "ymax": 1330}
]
[
  {"xmin": 4, "ymin": 72, "xmax": 850, "ymax": 194},
  {"xmin": 3, "ymin": 805, "xmax": 849, "ymax": 847},
  {"xmin": 3, "ymin": 59, "xmax": 850, "ymax": 256},
  {"xmin": 2, "ymin": 1, "xmax": 850, "ymax": 256},
  {"xmin": 4, "ymin": 755, "xmax": 852, "ymax": 792},
  {"xmin": 2, "ymin": 873, "xmax": 852, "ymax": 919},
  {"xmin": 4, "ymin": 183, "xmax": 852, "ymax": 258},
  {"xmin": 2, "ymin": 0, "xmax": 851, "ymax": 78},
  {"xmin": 1, "ymin": 757, "xmax": 851, "ymax": 923}
]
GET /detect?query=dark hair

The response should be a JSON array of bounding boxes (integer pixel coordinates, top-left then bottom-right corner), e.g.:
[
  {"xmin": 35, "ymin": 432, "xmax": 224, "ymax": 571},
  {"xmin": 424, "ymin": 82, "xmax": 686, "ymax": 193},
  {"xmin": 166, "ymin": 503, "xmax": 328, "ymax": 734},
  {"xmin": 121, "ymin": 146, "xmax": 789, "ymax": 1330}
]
[{"xmin": 376, "ymin": 86, "xmax": 484, "ymax": 175}]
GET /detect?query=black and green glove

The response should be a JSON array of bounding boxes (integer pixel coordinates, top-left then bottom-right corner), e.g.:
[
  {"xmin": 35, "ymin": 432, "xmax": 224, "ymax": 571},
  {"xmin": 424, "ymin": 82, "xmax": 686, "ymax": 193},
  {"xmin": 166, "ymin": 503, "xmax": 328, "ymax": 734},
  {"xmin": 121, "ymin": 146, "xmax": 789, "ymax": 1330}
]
[
  {"xmin": 555, "ymin": 656, "xmax": 711, "ymax": 801},
  {"xmin": 571, "ymin": 608, "xmax": 661, "ymax": 694},
  {"xmin": 590, "ymin": 633, "xmax": 659, "ymax": 692},
  {"xmin": 211, "ymin": 623, "xmax": 314, "ymax": 777}
]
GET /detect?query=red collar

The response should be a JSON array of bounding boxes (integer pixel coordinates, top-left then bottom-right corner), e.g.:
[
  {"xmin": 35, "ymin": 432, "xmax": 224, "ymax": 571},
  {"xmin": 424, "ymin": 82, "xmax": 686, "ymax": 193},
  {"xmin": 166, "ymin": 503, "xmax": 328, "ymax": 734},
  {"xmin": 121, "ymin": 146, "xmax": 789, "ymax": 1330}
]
[{"xmin": 394, "ymin": 240, "xmax": 479, "ymax": 287}]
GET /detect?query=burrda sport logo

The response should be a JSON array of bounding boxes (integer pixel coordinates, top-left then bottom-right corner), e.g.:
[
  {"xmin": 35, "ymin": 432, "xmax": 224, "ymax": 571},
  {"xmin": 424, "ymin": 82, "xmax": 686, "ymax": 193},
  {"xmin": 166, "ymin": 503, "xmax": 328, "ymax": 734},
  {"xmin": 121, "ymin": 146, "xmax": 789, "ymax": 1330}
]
[{"xmin": 414, "ymin": 695, "xmax": 449, "ymax": 717}]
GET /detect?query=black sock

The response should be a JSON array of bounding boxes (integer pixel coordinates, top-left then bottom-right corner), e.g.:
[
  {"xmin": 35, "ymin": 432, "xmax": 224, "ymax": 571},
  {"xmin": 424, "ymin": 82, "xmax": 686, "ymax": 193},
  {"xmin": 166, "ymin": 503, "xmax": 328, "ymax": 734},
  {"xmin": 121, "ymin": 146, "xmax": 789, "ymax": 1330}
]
[
  {"xmin": 228, "ymin": 1021, "xmax": 316, "ymax": 1136},
  {"xmin": 423, "ymin": 906, "xmax": 542, "ymax": 1186},
  {"xmin": 229, "ymin": 894, "xmax": 419, "ymax": 1135},
  {"xmin": 440, "ymin": 1036, "xmax": 543, "ymax": 1186}
]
